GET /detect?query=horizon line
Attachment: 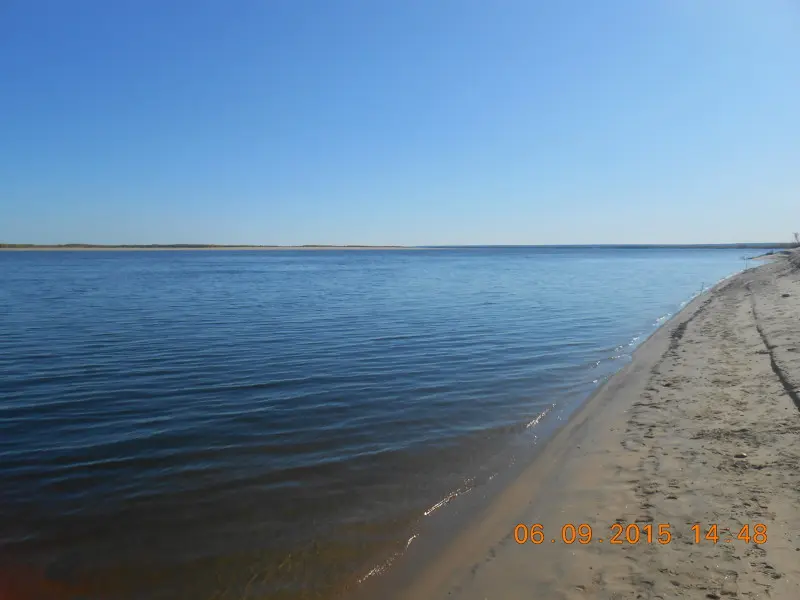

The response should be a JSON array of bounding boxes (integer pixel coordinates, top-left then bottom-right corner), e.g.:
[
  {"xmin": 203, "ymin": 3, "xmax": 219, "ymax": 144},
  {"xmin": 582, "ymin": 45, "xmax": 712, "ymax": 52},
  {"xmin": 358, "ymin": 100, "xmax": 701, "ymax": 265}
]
[{"xmin": 1, "ymin": 242, "xmax": 795, "ymax": 250}]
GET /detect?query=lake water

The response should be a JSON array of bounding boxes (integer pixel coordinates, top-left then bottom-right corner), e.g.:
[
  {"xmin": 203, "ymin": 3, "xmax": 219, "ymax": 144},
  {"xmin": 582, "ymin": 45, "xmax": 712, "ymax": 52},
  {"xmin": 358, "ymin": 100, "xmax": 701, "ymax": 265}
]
[{"xmin": 0, "ymin": 247, "xmax": 756, "ymax": 599}]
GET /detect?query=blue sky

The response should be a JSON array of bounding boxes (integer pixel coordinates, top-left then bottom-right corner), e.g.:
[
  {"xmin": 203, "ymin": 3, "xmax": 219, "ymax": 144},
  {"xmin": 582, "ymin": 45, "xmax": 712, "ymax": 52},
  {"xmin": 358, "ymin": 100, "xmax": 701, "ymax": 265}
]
[{"xmin": 1, "ymin": 0, "xmax": 798, "ymax": 245}]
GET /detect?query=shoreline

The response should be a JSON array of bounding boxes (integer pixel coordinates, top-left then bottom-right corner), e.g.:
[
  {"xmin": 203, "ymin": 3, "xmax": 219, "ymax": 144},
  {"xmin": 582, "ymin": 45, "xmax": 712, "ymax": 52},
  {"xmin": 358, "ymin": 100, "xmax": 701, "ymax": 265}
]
[
  {"xmin": 353, "ymin": 251, "xmax": 800, "ymax": 599},
  {"xmin": 344, "ymin": 277, "xmax": 720, "ymax": 597}
]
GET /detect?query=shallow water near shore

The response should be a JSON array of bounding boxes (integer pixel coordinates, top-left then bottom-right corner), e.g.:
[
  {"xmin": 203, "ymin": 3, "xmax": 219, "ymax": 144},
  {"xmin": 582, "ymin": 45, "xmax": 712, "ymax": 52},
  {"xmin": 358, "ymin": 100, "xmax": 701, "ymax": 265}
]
[{"xmin": 0, "ymin": 247, "xmax": 759, "ymax": 598}]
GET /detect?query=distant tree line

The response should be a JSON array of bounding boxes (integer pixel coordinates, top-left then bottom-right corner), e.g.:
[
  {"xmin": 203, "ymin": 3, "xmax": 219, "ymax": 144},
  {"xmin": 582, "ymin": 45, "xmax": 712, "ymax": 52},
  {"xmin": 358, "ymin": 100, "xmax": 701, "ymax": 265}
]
[{"xmin": 0, "ymin": 243, "xmax": 269, "ymax": 248}]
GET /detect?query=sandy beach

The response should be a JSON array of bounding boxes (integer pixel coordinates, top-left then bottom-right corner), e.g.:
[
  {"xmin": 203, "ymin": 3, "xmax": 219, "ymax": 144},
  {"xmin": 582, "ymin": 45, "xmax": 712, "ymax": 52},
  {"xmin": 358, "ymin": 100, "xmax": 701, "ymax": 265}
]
[{"xmin": 366, "ymin": 250, "xmax": 800, "ymax": 599}]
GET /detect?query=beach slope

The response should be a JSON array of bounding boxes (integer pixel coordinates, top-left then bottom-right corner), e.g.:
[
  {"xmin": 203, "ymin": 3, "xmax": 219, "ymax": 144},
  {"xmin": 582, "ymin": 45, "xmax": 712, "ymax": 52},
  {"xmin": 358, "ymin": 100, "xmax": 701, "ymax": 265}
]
[{"xmin": 383, "ymin": 251, "xmax": 800, "ymax": 600}]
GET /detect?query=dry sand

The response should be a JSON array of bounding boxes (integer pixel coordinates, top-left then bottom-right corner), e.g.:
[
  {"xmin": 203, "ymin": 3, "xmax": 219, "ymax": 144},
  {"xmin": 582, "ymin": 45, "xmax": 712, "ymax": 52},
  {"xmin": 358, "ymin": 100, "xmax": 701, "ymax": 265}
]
[{"xmin": 375, "ymin": 250, "xmax": 800, "ymax": 600}]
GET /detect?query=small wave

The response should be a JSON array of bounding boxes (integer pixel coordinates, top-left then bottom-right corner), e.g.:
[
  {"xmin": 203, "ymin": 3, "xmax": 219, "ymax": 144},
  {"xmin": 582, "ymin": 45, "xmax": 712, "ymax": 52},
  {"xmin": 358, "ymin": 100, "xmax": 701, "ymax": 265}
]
[
  {"xmin": 357, "ymin": 533, "xmax": 419, "ymax": 584},
  {"xmin": 423, "ymin": 478, "xmax": 475, "ymax": 517},
  {"xmin": 653, "ymin": 312, "xmax": 672, "ymax": 326},
  {"xmin": 357, "ymin": 556, "xmax": 395, "ymax": 584},
  {"xmin": 525, "ymin": 404, "xmax": 554, "ymax": 429}
]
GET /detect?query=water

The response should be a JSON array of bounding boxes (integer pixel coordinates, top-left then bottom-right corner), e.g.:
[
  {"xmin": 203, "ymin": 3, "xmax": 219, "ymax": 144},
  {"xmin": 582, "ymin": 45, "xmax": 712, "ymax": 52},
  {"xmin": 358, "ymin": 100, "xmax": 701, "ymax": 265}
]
[{"xmin": 0, "ymin": 247, "xmax": 755, "ymax": 598}]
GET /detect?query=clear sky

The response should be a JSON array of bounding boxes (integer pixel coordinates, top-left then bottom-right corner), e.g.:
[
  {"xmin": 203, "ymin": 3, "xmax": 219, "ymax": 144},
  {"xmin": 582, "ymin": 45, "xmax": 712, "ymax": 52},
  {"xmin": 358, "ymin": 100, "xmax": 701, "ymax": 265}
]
[{"xmin": 1, "ymin": 0, "xmax": 798, "ymax": 245}]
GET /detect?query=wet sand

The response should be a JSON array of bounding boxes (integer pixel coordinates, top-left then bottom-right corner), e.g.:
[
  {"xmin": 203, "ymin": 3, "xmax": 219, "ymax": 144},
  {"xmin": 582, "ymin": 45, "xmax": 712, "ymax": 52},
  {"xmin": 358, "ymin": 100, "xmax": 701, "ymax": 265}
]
[{"xmin": 368, "ymin": 250, "xmax": 800, "ymax": 599}]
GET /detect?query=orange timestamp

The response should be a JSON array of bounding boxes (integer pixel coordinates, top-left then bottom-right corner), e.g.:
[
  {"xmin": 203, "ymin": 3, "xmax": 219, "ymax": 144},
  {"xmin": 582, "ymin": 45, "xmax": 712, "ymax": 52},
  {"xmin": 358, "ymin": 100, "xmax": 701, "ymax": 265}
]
[{"xmin": 514, "ymin": 523, "xmax": 768, "ymax": 545}]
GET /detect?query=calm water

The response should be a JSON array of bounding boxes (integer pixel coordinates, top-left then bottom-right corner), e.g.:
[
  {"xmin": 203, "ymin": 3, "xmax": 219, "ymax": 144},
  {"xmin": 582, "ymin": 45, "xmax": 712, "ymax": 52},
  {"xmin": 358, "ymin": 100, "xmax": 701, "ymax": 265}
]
[{"xmin": 0, "ymin": 247, "xmax": 754, "ymax": 598}]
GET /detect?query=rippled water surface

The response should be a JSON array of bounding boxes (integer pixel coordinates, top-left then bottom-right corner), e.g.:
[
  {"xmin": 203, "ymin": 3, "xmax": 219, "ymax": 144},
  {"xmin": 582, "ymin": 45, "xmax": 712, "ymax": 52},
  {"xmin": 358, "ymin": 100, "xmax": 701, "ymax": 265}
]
[{"xmin": 0, "ymin": 247, "xmax": 755, "ymax": 598}]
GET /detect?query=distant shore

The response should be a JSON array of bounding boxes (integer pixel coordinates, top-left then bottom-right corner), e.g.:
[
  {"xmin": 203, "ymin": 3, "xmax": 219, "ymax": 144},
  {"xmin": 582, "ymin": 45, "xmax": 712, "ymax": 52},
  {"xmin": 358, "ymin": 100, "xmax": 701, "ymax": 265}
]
[
  {"xmin": 0, "ymin": 244, "xmax": 416, "ymax": 251},
  {"xmin": 1, "ymin": 243, "xmax": 796, "ymax": 251}
]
